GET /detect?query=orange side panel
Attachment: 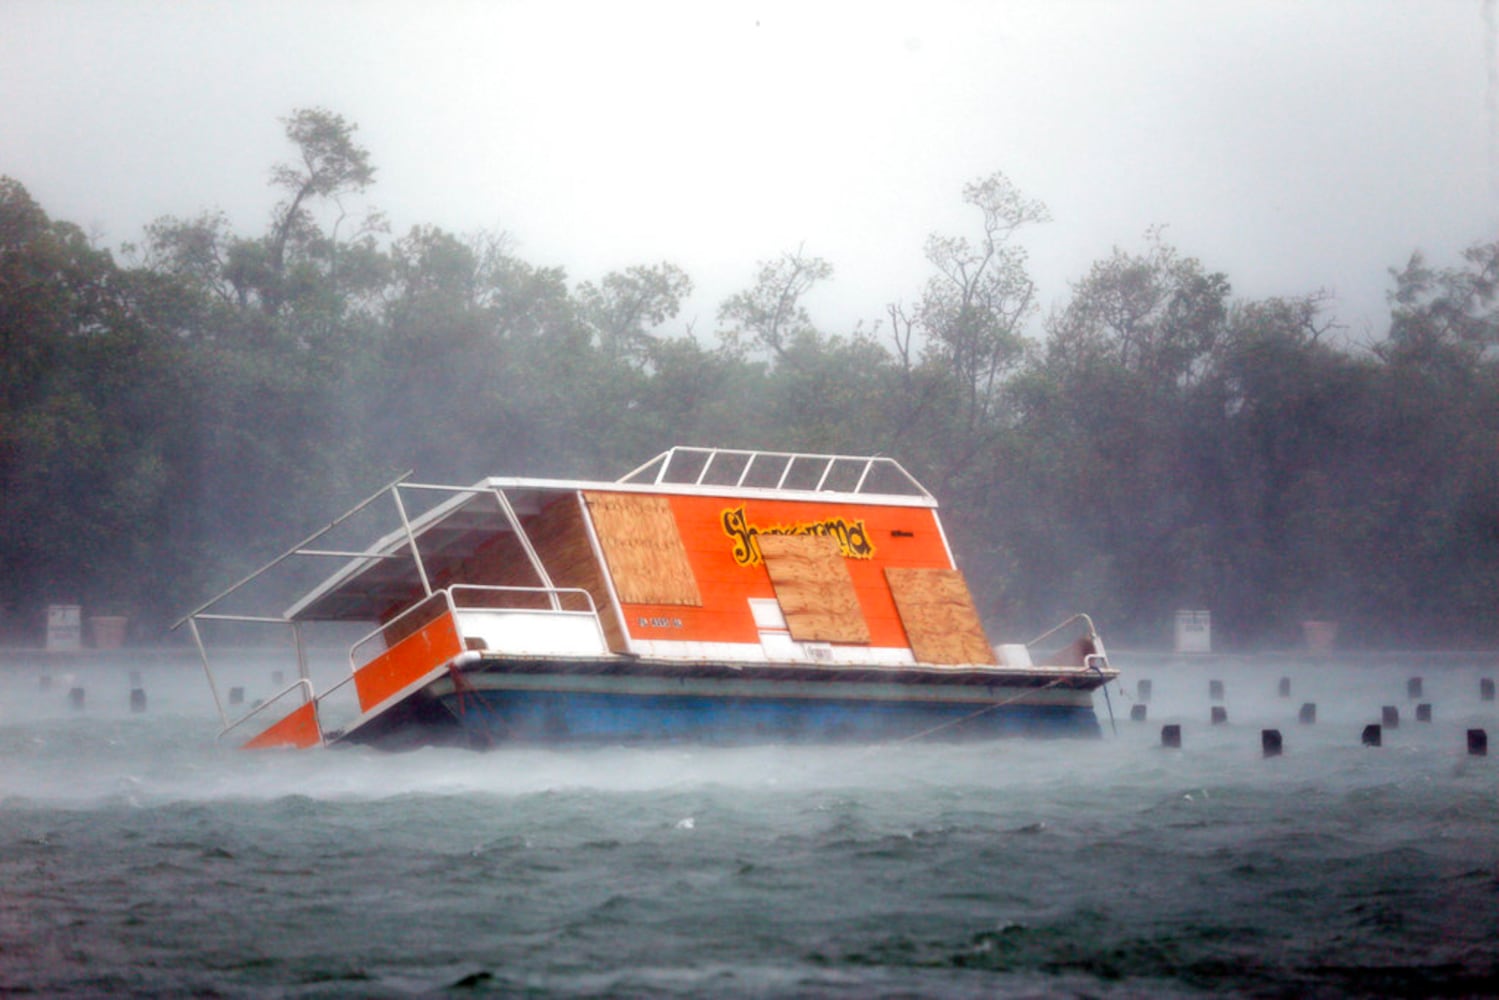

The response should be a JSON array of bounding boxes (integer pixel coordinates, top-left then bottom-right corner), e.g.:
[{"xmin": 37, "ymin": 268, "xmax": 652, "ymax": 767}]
[
  {"xmin": 594, "ymin": 492, "xmax": 953, "ymax": 648},
  {"xmin": 354, "ymin": 610, "xmax": 462, "ymax": 712},
  {"xmin": 242, "ymin": 700, "xmax": 322, "ymax": 750}
]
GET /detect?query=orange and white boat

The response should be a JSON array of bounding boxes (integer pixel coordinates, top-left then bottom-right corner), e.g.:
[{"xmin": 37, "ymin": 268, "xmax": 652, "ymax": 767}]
[{"xmin": 177, "ymin": 447, "xmax": 1117, "ymax": 749}]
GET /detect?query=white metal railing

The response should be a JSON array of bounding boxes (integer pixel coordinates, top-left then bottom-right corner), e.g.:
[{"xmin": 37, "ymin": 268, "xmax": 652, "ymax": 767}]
[
  {"xmin": 216, "ymin": 678, "xmax": 317, "ymax": 744},
  {"xmin": 619, "ymin": 447, "xmax": 932, "ymax": 499},
  {"xmin": 1026, "ymin": 612, "xmax": 1100, "ymax": 652},
  {"xmin": 346, "ymin": 589, "xmax": 454, "ymax": 677},
  {"xmin": 448, "ymin": 584, "xmax": 606, "ymax": 654},
  {"xmin": 345, "ymin": 584, "xmax": 605, "ymax": 676},
  {"xmin": 198, "ymin": 582, "xmax": 610, "ymax": 747},
  {"xmin": 1024, "ymin": 613, "xmax": 1110, "ymax": 671}
]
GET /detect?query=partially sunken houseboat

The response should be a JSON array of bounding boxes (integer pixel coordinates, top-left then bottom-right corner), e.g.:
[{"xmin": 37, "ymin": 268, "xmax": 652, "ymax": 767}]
[{"xmin": 178, "ymin": 447, "xmax": 1116, "ymax": 749}]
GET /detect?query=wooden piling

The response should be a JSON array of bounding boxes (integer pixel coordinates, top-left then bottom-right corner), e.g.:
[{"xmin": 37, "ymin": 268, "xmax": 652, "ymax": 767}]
[
  {"xmin": 1161, "ymin": 724, "xmax": 1182, "ymax": 748},
  {"xmin": 1298, "ymin": 702, "xmax": 1317, "ymax": 725},
  {"xmin": 1137, "ymin": 679, "xmax": 1152, "ymax": 703},
  {"xmin": 1415, "ymin": 703, "xmax": 1432, "ymax": 723},
  {"xmin": 1481, "ymin": 678, "xmax": 1495, "ymax": 702},
  {"xmin": 1362, "ymin": 724, "xmax": 1382, "ymax": 747},
  {"xmin": 1278, "ymin": 677, "xmax": 1291, "ymax": 698},
  {"xmin": 1381, "ymin": 705, "xmax": 1399, "ymax": 728},
  {"xmin": 1211, "ymin": 705, "xmax": 1228, "ymax": 725},
  {"xmin": 1262, "ymin": 729, "xmax": 1283, "ymax": 758},
  {"xmin": 129, "ymin": 688, "xmax": 146, "ymax": 713},
  {"xmin": 1407, "ymin": 677, "xmax": 1423, "ymax": 700},
  {"xmin": 1209, "ymin": 679, "xmax": 1224, "ymax": 702},
  {"xmin": 1469, "ymin": 729, "xmax": 1488, "ymax": 756},
  {"xmin": 68, "ymin": 686, "xmax": 85, "ymax": 709},
  {"xmin": 1129, "ymin": 703, "xmax": 1147, "ymax": 722},
  {"xmin": 229, "ymin": 686, "xmax": 245, "ymax": 706}
]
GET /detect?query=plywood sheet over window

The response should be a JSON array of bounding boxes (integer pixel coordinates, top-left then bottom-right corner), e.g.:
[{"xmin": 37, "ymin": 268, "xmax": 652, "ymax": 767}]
[
  {"xmin": 759, "ymin": 534, "xmax": 870, "ymax": 644},
  {"xmin": 583, "ymin": 493, "xmax": 702, "ymax": 606},
  {"xmin": 885, "ymin": 567, "xmax": 998, "ymax": 665},
  {"xmin": 530, "ymin": 494, "xmax": 628, "ymax": 651}
]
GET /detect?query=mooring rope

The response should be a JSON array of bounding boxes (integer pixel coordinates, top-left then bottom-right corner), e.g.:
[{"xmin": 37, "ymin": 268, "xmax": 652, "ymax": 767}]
[
  {"xmin": 446, "ymin": 661, "xmax": 495, "ymax": 748},
  {"xmin": 860, "ymin": 672, "xmax": 1078, "ymax": 752},
  {"xmin": 1091, "ymin": 659, "xmax": 1119, "ymax": 736}
]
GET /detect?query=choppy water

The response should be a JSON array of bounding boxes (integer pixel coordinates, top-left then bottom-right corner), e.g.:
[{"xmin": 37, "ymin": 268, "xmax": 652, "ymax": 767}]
[{"xmin": 2, "ymin": 650, "xmax": 1497, "ymax": 997}]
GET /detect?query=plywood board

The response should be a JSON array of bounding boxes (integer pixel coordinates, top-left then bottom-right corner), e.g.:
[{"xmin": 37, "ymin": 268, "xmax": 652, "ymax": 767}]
[
  {"xmin": 885, "ymin": 567, "xmax": 997, "ymax": 665},
  {"xmin": 759, "ymin": 534, "xmax": 870, "ymax": 644},
  {"xmin": 584, "ymin": 492, "xmax": 702, "ymax": 606},
  {"xmin": 529, "ymin": 494, "xmax": 627, "ymax": 650}
]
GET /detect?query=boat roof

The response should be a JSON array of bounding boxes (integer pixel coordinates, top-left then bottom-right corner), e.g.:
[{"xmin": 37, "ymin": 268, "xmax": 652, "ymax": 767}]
[{"xmin": 284, "ymin": 448, "xmax": 934, "ymax": 622}]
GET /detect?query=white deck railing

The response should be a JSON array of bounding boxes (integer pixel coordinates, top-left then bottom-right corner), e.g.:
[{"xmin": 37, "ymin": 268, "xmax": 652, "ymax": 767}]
[{"xmin": 619, "ymin": 447, "xmax": 932, "ymax": 500}]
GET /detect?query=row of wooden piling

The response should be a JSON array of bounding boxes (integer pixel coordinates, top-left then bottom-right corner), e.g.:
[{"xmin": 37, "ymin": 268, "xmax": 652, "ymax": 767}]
[
  {"xmin": 1136, "ymin": 675, "xmax": 1497, "ymax": 706},
  {"xmin": 40, "ymin": 669, "xmax": 153, "ymax": 712},
  {"xmin": 36, "ymin": 669, "xmax": 291, "ymax": 713},
  {"xmin": 1133, "ymin": 700, "xmax": 1449, "ymax": 726},
  {"xmin": 1140, "ymin": 670, "xmax": 1495, "ymax": 756},
  {"xmin": 1157, "ymin": 722, "xmax": 1488, "ymax": 756}
]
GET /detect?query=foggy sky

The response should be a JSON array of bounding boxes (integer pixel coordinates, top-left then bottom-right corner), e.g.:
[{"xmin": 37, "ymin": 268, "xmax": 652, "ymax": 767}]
[{"xmin": 2, "ymin": 0, "xmax": 1493, "ymax": 341}]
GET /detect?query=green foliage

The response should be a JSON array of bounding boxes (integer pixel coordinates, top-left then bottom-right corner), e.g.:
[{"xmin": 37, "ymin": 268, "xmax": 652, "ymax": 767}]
[
  {"xmin": 0, "ymin": 178, "xmax": 196, "ymax": 626},
  {"xmin": 1383, "ymin": 243, "xmax": 1499, "ymax": 369},
  {"xmin": 890, "ymin": 172, "xmax": 1049, "ymax": 436},
  {"xmin": 1046, "ymin": 229, "xmax": 1230, "ymax": 386},
  {"xmin": 717, "ymin": 248, "xmax": 833, "ymax": 360},
  {"xmin": 577, "ymin": 262, "xmax": 693, "ymax": 364},
  {"xmin": 1, "ymin": 119, "xmax": 1495, "ymax": 649}
]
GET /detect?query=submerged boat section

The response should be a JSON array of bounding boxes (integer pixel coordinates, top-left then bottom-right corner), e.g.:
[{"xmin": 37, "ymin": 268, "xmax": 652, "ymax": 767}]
[{"xmin": 176, "ymin": 447, "xmax": 1118, "ymax": 749}]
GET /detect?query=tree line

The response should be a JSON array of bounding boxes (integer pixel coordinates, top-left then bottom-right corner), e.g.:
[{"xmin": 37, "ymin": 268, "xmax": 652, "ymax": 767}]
[{"xmin": 2, "ymin": 109, "xmax": 1495, "ymax": 648}]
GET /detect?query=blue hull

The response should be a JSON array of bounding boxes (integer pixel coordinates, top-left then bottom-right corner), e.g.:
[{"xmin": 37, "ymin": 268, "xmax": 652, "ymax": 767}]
[{"xmin": 434, "ymin": 688, "xmax": 1102, "ymax": 745}]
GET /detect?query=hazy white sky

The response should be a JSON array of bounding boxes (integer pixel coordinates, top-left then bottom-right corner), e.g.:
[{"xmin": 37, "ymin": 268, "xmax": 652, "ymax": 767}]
[{"xmin": 3, "ymin": 0, "xmax": 1493, "ymax": 340}]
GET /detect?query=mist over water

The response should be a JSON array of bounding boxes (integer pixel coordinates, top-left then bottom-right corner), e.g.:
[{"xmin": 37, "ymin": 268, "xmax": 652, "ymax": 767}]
[{"xmin": 2, "ymin": 650, "xmax": 1497, "ymax": 997}]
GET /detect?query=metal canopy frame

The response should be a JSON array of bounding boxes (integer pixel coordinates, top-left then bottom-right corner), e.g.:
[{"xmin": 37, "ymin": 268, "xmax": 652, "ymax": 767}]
[{"xmin": 171, "ymin": 472, "xmax": 567, "ymax": 728}]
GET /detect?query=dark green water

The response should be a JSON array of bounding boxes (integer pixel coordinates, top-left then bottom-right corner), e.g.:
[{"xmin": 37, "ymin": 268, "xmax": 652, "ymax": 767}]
[{"xmin": 1, "ymin": 652, "xmax": 1496, "ymax": 997}]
